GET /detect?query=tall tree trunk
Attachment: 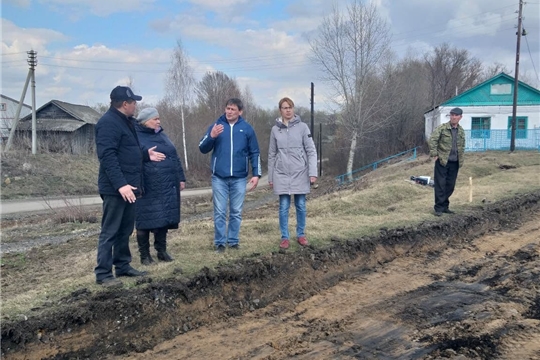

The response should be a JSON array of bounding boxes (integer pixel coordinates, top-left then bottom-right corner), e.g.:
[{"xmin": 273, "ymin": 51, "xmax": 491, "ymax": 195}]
[
  {"xmin": 346, "ymin": 129, "xmax": 358, "ymax": 181},
  {"xmin": 180, "ymin": 105, "xmax": 189, "ymax": 171}
]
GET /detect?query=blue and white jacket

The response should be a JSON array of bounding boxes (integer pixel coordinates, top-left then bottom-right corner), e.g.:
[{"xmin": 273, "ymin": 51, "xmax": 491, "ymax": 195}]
[{"xmin": 199, "ymin": 114, "xmax": 261, "ymax": 179}]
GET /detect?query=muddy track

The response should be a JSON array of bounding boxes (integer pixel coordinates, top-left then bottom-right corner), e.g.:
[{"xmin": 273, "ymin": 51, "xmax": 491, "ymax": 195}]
[{"xmin": 2, "ymin": 191, "xmax": 540, "ymax": 359}]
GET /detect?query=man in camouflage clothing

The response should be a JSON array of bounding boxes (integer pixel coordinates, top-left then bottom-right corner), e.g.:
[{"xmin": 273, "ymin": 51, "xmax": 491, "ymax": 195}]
[{"xmin": 429, "ymin": 107, "xmax": 466, "ymax": 217}]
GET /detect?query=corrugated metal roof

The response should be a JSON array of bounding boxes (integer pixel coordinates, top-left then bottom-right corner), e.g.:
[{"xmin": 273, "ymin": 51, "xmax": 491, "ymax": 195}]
[
  {"xmin": 16, "ymin": 119, "xmax": 89, "ymax": 132},
  {"xmin": 50, "ymin": 100, "xmax": 100, "ymax": 124},
  {"xmin": 442, "ymin": 73, "xmax": 540, "ymax": 107},
  {"xmin": 20, "ymin": 100, "xmax": 100, "ymax": 124}
]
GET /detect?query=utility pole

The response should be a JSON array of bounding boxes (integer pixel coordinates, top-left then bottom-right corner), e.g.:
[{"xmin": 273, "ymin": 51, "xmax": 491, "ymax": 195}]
[
  {"xmin": 5, "ymin": 50, "xmax": 38, "ymax": 153},
  {"xmin": 310, "ymin": 82, "xmax": 314, "ymax": 137},
  {"xmin": 510, "ymin": 0, "xmax": 523, "ymax": 152},
  {"xmin": 30, "ymin": 50, "xmax": 38, "ymax": 154},
  {"xmin": 319, "ymin": 123, "xmax": 323, "ymax": 177}
]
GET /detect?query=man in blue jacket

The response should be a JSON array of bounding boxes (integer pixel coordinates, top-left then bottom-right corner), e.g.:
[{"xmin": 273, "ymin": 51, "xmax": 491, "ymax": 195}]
[
  {"xmin": 199, "ymin": 98, "xmax": 261, "ymax": 253},
  {"xmin": 94, "ymin": 86, "xmax": 165, "ymax": 287}
]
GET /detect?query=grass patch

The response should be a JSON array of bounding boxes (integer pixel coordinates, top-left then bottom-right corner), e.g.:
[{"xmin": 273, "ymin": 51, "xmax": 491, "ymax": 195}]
[
  {"xmin": 1, "ymin": 152, "xmax": 99, "ymax": 200},
  {"xmin": 1, "ymin": 151, "xmax": 540, "ymax": 320}
]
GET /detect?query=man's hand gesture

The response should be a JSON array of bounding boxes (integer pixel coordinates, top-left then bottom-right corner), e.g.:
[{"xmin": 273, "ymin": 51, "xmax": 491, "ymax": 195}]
[{"xmin": 210, "ymin": 124, "xmax": 224, "ymax": 139}]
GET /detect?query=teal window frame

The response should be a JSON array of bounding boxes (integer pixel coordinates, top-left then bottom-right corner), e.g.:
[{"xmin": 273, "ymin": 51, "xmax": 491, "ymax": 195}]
[
  {"xmin": 507, "ymin": 116, "xmax": 528, "ymax": 139},
  {"xmin": 471, "ymin": 117, "xmax": 491, "ymax": 139}
]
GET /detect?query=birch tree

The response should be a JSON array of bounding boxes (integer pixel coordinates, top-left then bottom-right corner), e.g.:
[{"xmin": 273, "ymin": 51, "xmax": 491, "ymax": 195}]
[
  {"xmin": 166, "ymin": 39, "xmax": 194, "ymax": 170},
  {"xmin": 309, "ymin": 0, "xmax": 392, "ymax": 178}
]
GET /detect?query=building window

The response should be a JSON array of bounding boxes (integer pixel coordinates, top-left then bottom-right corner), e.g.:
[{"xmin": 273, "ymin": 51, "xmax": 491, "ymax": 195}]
[
  {"xmin": 490, "ymin": 83, "xmax": 511, "ymax": 95},
  {"xmin": 507, "ymin": 116, "xmax": 528, "ymax": 139},
  {"xmin": 471, "ymin": 117, "xmax": 491, "ymax": 139},
  {"xmin": 0, "ymin": 103, "xmax": 6, "ymax": 111}
]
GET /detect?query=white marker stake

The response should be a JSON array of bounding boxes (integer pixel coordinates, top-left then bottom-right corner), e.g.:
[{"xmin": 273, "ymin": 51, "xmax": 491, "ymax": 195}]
[{"xmin": 469, "ymin": 177, "xmax": 473, "ymax": 203}]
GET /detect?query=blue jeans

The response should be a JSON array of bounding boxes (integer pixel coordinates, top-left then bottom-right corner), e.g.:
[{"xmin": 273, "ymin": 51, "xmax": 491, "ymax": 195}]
[
  {"xmin": 279, "ymin": 194, "xmax": 306, "ymax": 240},
  {"xmin": 212, "ymin": 175, "xmax": 247, "ymax": 246}
]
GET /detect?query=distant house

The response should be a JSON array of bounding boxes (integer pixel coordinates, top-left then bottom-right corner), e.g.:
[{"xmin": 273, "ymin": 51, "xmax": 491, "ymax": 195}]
[
  {"xmin": 15, "ymin": 100, "xmax": 100, "ymax": 154},
  {"xmin": 0, "ymin": 94, "xmax": 32, "ymax": 142},
  {"xmin": 424, "ymin": 73, "xmax": 540, "ymax": 151}
]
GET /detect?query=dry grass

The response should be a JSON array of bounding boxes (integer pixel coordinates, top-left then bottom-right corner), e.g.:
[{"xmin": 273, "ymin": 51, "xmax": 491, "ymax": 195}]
[
  {"xmin": 1, "ymin": 151, "xmax": 539, "ymax": 319},
  {"xmin": 0, "ymin": 152, "xmax": 99, "ymax": 199}
]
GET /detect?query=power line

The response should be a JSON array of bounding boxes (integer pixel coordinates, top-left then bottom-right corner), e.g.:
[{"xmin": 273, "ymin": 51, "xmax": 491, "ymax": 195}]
[
  {"xmin": 521, "ymin": 5, "xmax": 540, "ymax": 81},
  {"xmin": 4, "ymin": 22, "xmax": 517, "ymax": 74},
  {"xmin": 0, "ymin": 7, "xmax": 526, "ymax": 78},
  {"xmin": 2, "ymin": 58, "xmax": 313, "ymax": 75},
  {"xmin": 3, "ymin": 7, "xmax": 519, "ymax": 69},
  {"xmin": 0, "ymin": 52, "xmax": 27, "ymax": 56},
  {"xmin": 522, "ymin": 29, "xmax": 539, "ymax": 80},
  {"xmin": 1, "ymin": 59, "xmax": 27, "ymax": 64}
]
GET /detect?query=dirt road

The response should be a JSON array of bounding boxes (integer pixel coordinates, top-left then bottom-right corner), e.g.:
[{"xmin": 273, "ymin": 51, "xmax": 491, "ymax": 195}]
[
  {"xmin": 115, "ymin": 213, "xmax": 540, "ymax": 360},
  {"xmin": 3, "ymin": 192, "xmax": 539, "ymax": 360}
]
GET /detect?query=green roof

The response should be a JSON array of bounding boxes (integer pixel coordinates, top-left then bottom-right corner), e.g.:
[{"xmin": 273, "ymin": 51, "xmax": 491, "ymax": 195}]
[{"xmin": 442, "ymin": 72, "xmax": 540, "ymax": 106}]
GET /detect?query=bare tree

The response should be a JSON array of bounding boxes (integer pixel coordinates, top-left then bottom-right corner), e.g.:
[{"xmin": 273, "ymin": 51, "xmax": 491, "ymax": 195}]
[
  {"xmin": 385, "ymin": 56, "xmax": 430, "ymax": 151},
  {"xmin": 308, "ymin": 0, "xmax": 392, "ymax": 178},
  {"xmin": 424, "ymin": 43, "xmax": 483, "ymax": 107},
  {"xmin": 481, "ymin": 62, "xmax": 509, "ymax": 81},
  {"xmin": 165, "ymin": 40, "xmax": 195, "ymax": 170},
  {"xmin": 126, "ymin": 75, "xmax": 137, "ymax": 93},
  {"xmin": 241, "ymin": 85, "xmax": 255, "ymax": 123},
  {"xmin": 195, "ymin": 71, "xmax": 241, "ymax": 120},
  {"xmin": 91, "ymin": 103, "xmax": 109, "ymax": 115}
]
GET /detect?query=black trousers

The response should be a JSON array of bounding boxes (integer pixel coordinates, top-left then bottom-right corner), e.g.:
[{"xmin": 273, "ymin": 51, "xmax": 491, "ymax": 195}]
[
  {"xmin": 94, "ymin": 195, "xmax": 135, "ymax": 281},
  {"xmin": 433, "ymin": 159, "xmax": 459, "ymax": 212},
  {"xmin": 137, "ymin": 227, "xmax": 168, "ymax": 253}
]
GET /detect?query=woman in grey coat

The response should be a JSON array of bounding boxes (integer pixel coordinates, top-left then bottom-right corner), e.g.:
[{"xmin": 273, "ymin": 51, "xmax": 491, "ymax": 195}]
[{"xmin": 268, "ymin": 97, "xmax": 318, "ymax": 250}]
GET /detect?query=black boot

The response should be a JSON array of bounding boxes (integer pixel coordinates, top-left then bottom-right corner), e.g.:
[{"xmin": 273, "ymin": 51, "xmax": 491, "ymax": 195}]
[
  {"xmin": 137, "ymin": 230, "xmax": 154, "ymax": 265},
  {"xmin": 154, "ymin": 228, "xmax": 174, "ymax": 262}
]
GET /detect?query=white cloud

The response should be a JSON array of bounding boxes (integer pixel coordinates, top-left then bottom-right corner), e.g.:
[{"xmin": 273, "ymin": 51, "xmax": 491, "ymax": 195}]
[
  {"xmin": 181, "ymin": 0, "xmax": 250, "ymax": 9},
  {"xmin": 285, "ymin": 0, "xmax": 332, "ymax": 18},
  {"xmin": 4, "ymin": 0, "xmax": 535, "ymax": 112},
  {"xmin": 373, "ymin": 0, "xmax": 393, "ymax": 25},
  {"xmin": 36, "ymin": 0, "xmax": 158, "ymax": 17},
  {"xmin": 2, "ymin": 21, "xmax": 173, "ymax": 107},
  {"xmin": 2, "ymin": 18, "xmax": 68, "ymax": 53},
  {"xmin": 170, "ymin": 13, "xmax": 310, "ymax": 54},
  {"xmin": 445, "ymin": 3, "xmax": 504, "ymax": 38},
  {"xmin": 270, "ymin": 16, "xmax": 324, "ymax": 33}
]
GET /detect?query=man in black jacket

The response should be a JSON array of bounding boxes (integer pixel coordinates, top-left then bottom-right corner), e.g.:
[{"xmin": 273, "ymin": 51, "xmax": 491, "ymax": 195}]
[{"xmin": 94, "ymin": 86, "xmax": 165, "ymax": 287}]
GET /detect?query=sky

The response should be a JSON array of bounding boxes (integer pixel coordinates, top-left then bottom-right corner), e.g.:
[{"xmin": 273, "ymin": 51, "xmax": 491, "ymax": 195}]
[{"xmin": 1, "ymin": 0, "xmax": 539, "ymax": 112}]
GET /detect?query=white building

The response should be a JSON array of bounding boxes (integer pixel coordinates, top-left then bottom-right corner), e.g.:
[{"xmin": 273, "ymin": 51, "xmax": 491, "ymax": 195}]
[
  {"xmin": 0, "ymin": 94, "xmax": 32, "ymax": 142},
  {"xmin": 424, "ymin": 73, "xmax": 540, "ymax": 151}
]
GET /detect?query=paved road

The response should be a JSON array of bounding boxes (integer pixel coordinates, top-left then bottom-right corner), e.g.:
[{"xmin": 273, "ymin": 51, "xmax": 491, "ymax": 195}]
[
  {"xmin": 0, "ymin": 176, "xmax": 268, "ymax": 215},
  {"xmin": 0, "ymin": 188, "xmax": 212, "ymax": 215}
]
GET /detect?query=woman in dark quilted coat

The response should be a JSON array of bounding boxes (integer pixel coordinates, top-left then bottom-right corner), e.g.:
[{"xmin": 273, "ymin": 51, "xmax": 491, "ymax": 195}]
[{"xmin": 135, "ymin": 107, "xmax": 186, "ymax": 264}]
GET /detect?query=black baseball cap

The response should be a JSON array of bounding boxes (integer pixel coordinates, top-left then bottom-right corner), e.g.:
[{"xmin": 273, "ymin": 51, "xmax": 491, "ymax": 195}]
[
  {"xmin": 449, "ymin": 107, "xmax": 463, "ymax": 115},
  {"xmin": 110, "ymin": 86, "xmax": 142, "ymax": 101}
]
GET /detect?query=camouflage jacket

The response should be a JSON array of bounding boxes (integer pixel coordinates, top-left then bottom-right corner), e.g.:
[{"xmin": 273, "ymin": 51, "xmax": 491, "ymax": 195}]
[{"xmin": 429, "ymin": 122, "xmax": 465, "ymax": 167}]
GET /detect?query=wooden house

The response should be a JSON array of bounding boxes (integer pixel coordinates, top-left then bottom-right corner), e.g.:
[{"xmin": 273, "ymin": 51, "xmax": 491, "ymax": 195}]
[{"xmin": 16, "ymin": 100, "xmax": 100, "ymax": 154}]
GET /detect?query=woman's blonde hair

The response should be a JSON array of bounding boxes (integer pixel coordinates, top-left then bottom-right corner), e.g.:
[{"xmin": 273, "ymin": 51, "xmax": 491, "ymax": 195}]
[{"xmin": 278, "ymin": 97, "xmax": 294, "ymax": 109}]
